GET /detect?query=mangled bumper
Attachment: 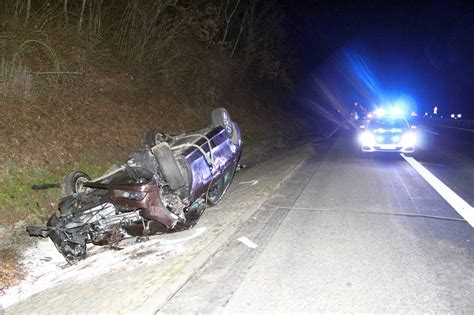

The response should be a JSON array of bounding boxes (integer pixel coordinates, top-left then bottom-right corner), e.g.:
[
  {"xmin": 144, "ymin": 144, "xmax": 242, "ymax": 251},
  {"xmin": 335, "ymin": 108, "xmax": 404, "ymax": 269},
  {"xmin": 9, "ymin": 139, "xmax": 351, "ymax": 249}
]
[{"xmin": 27, "ymin": 214, "xmax": 87, "ymax": 263}]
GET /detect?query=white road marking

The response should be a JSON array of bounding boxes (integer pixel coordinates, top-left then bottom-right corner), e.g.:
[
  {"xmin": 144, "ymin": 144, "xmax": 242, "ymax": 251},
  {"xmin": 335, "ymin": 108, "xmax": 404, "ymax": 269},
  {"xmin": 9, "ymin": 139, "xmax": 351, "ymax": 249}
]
[
  {"xmin": 402, "ymin": 154, "xmax": 474, "ymax": 227},
  {"xmin": 422, "ymin": 129, "xmax": 440, "ymax": 135},
  {"xmin": 432, "ymin": 124, "xmax": 474, "ymax": 133}
]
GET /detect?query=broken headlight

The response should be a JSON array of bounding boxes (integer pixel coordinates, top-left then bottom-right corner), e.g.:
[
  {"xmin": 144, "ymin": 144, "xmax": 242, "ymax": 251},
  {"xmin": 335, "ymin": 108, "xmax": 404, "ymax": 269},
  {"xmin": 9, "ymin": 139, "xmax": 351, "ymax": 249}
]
[{"xmin": 116, "ymin": 190, "xmax": 147, "ymax": 201}]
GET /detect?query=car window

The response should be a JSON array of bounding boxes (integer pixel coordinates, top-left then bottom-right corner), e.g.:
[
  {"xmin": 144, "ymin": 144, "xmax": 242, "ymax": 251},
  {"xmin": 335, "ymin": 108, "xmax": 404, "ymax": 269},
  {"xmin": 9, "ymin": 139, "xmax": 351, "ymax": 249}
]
[{"xmin": 369, "ymin": 118, "xmax": 408, "ymax": 130}]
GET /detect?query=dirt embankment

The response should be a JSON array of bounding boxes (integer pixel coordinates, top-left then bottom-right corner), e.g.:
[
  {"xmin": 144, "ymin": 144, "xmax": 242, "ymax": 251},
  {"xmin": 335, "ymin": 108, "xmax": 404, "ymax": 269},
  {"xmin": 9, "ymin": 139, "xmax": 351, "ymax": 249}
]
[
  {"xmin": 0, "ymin": 66, "xmax": 312, "ymax": 294},
  {"xmin": 0, "ymin": 0, "xmax": 312, "ymax": 295},
  {"xmin": 0, "ymin": 73, "xmax": 276, "ymax": 168}
]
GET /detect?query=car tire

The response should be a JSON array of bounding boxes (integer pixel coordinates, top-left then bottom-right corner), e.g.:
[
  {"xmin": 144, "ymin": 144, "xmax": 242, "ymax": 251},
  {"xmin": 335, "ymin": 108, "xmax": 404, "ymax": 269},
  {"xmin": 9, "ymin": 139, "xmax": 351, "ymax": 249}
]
[
  {"xmin": 144, "ymin": 129, "xmax": 165, "ymax": 147},
  {"xmin": 151, "ymin": 143, "xmax": 186, "ymax": 190},
  {"xmin": 60, "ymin": 171, "xmax": 91, "ymax": 197},
  {"xmin": 212, "ymin": 108, "xmax": 233, "ymax": 136},
  {"xmin": 207, "ymin": 161, "xmax": 237, "ymax": 205}
]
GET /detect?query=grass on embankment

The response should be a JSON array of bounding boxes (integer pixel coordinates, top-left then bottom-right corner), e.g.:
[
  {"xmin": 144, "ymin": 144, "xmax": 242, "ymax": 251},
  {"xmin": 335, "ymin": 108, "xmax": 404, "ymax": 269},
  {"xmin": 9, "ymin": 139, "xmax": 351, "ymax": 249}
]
[
  {"xmin": 0, "ymin": 155, "xmax": 112, "ymax": 226},
  {"xmin": 0, "ymin": 127, "xmax": 292, "ymax": 227}
]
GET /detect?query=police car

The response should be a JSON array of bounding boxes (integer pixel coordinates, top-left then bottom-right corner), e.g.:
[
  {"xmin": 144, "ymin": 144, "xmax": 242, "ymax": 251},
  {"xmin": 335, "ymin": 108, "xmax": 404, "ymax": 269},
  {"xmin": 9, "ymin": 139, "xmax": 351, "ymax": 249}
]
[{"xmin": 359, "ymin": 108, "xmax": 416, "ymax": 153}]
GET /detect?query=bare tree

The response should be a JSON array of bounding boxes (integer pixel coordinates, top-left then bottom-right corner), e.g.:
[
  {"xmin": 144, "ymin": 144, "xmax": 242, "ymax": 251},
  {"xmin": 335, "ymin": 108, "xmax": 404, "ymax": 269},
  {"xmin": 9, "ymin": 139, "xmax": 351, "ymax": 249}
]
[
  {"xmin": 79, "ymin": 0, "xmax": 86, "ymax": 29},
  {"xmin": 64, "ymin": 0, "xmax": 68, "ymax": 24},
  {"xmin": 25, "ymin": 0, "xmax": 31, "ymax": 24},
  {"xmin": 220, "ymin": 0, "xmax": 241, "ymax": 51},
  {"xmin": 231, "ymin": 8, "xmax": 248, "ymax": 58}
]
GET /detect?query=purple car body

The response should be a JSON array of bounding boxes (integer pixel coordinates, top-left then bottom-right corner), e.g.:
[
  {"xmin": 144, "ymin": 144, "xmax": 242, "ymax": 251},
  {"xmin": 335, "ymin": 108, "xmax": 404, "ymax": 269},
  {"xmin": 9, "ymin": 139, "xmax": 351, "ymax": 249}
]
[{"xmin": 27, "ymin": 108, "xmax": 242, "ymax": 263}]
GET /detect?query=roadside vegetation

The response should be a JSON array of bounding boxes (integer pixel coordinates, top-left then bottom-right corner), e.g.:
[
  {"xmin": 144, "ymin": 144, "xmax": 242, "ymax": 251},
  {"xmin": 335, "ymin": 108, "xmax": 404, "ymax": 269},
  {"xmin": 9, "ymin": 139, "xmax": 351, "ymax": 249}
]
[{"xmin": 0, "ymin": 0, "xmax": 312, "ymax": 291}]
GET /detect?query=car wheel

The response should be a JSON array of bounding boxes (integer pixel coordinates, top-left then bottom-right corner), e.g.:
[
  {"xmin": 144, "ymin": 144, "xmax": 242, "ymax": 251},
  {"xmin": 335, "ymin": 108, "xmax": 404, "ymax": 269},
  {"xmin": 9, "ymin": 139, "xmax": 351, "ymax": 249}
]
[
  {"xmin": 60, "ymin": 171, "xmax": 91, "ymax": 197},
  {"xmin": 207, "ymin": 161, "xmax": 237, "ymax": 205},
  {"xmin": 144, "ymin": 129, "xmax": 165, "ymax": 147},
  {"xmin": 212, "ymin": 108, "xmax": 234, "ymax": 136},
  {"xmin": 151, "ymin": 143, "xmax": 186, "ymax": 190}
]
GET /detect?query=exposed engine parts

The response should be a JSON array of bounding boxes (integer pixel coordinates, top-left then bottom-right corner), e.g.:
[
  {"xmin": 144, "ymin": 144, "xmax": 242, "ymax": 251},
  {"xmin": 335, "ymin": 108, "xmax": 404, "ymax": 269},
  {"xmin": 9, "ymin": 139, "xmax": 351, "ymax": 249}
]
[{"xmin": 27, "ymin": 108, "xmax": 243, "ymax": 263}]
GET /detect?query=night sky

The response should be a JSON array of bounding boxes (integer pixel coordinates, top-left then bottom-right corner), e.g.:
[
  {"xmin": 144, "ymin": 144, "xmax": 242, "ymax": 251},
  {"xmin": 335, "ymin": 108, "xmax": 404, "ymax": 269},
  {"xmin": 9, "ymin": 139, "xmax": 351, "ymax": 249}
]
[{"xmin": 283, "ymin": 0, "xmax": 474, "ymax": 118}]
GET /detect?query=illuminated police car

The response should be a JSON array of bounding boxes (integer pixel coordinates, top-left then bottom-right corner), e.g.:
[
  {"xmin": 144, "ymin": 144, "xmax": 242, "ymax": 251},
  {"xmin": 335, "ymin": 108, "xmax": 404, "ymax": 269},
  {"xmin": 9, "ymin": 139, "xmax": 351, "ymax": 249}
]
[{"xmin": 359, "ymin": 108, "xmax": 416, "ymax": 153}]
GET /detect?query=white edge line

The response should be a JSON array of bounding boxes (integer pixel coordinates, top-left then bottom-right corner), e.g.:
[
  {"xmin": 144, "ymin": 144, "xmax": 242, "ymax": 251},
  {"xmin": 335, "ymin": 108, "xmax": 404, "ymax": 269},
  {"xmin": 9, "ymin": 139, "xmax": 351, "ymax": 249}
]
[
  {"xmin": 431, "ymin": 124, "xmax": 474, "ymax": 133},
  {"xmin": 401, "ymin": 154, "xmax": 474, "ymax": 227},
  {"xmin": 422, "ymin": 129, "xmax": 440, "ymax": 135}
]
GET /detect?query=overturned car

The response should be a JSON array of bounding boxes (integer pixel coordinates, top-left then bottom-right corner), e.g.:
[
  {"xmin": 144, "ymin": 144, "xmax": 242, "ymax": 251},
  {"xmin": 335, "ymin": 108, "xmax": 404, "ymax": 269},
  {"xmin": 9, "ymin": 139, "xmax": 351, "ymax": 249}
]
[{"xmin": 27, "ymin": 108, "xmax": 242, "ymax": 263}]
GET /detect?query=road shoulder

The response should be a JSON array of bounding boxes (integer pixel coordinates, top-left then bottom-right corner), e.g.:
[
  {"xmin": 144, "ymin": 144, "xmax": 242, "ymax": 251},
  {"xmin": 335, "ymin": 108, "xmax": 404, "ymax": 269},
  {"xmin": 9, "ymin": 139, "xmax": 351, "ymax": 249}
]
[{"xmin": 3, "ymin": 143, "xmax": 314, "ymax": 314}]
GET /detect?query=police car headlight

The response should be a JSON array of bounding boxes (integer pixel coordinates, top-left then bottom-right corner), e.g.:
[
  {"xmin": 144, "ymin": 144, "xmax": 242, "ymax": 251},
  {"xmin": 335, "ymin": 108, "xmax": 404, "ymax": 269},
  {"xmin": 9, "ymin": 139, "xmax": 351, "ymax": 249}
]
[
  {"xmin": 116, "ymin": 190, "xmax": 147, "ymax": 200},
  {"xmin": 401, "ymin": 132, "xmax": 416, "ymax": 146},
  {"xmin": 360, "ymin": 131, "xmax": 375, "ymax": 146}
]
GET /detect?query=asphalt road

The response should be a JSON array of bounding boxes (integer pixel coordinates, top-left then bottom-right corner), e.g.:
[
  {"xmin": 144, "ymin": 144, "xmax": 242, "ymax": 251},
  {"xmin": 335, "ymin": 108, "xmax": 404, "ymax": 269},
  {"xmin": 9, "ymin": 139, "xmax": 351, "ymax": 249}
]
[
  {"xmin": 415, "ymin": 123, "xmax": 474, "ymax": 206},
  {"xmin": 160, "ymin": 126, "xmax": 474, "ymax": 313}
]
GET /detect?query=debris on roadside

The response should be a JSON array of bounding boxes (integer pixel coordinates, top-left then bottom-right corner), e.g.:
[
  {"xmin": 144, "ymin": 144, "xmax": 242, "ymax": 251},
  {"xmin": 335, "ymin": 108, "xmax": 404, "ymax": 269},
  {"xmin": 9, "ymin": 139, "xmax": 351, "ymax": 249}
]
[{"xmin": 237, "ymin": 236, "xmax": 258, "ymax": 249}]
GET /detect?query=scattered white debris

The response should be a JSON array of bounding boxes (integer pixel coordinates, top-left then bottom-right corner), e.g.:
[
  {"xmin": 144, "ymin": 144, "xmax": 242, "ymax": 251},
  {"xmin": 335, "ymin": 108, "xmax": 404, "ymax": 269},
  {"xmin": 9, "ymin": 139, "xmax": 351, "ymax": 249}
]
[
  {"xmin": 0, "ymin": 226, "xmax": 208, "ymax": 310},
  {"xmin": 237, "ymin": 236, "xmax": 258, "ymax": 249},
  {"xmin": 239, "ymin": 180, "xmax": 259, "ymax": 186},
  {"xmin": 157, "ymin": 227, "xmax": 207, "ymax": 245}
]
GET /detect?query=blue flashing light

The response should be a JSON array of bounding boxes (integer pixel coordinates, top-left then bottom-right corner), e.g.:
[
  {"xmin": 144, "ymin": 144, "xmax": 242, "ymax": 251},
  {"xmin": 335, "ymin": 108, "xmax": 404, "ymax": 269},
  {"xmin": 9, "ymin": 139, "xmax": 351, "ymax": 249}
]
[
  {"xmin": 373, "ymin": 106, "xmax": 405, "ymax": 119},
  {"xmin": 374, "ymin": 108, "xmax": 385, "ymax": 117},
  {"xmin": 390, "ymin": 107, "xmax": 404, "ymax": 116}
]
